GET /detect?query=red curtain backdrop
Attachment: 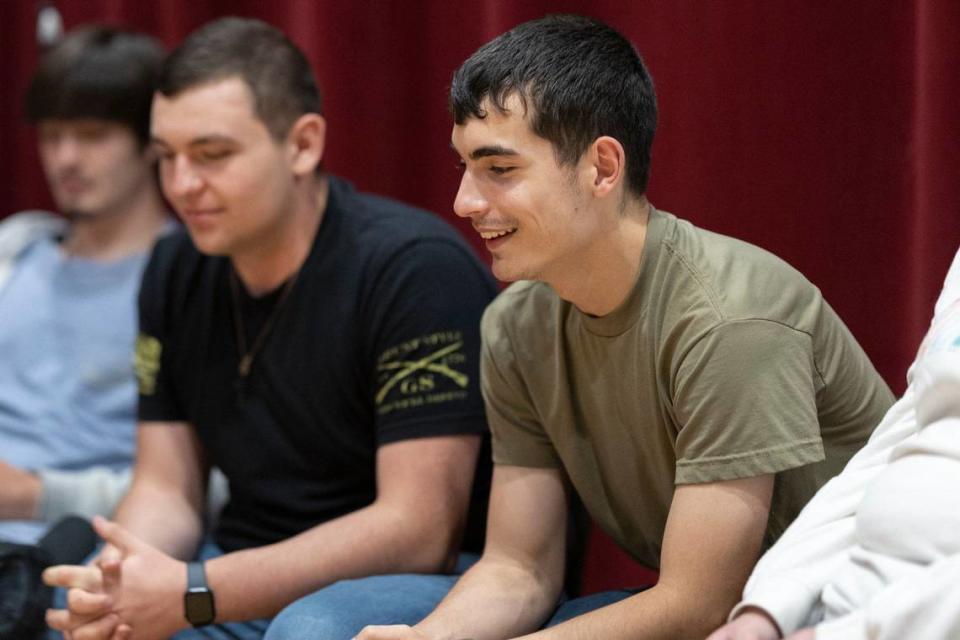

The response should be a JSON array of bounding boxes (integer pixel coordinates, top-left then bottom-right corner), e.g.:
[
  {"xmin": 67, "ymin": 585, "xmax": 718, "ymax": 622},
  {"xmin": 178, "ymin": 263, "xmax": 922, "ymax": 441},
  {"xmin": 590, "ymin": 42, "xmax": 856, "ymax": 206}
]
[{"xmin": 1, "ymin": 1, "xmax": 957, "ymax": 593}]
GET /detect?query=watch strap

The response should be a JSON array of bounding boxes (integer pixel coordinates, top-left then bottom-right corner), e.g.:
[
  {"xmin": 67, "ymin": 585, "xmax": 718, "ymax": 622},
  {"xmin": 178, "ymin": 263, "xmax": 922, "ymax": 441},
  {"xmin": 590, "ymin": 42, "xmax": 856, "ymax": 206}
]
[
  {"xmin": 184, "ymin": 561, "xmax": 216, "ymax": 627},
  {"xmin": 187, "ymin": 561, "xmax": 207, "ymax": 590}
]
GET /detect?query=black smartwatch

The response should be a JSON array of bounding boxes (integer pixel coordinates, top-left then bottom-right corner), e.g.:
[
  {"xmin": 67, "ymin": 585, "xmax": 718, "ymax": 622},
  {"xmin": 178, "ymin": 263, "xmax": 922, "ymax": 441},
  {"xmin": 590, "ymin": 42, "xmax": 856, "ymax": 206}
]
[{"xmin": 183, "ymin": 562, "xmax": 216, "ymax": 627}]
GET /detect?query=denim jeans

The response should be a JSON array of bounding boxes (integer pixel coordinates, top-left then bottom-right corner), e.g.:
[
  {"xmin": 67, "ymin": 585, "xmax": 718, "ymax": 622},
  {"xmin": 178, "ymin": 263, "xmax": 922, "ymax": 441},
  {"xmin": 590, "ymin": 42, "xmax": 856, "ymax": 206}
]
[
  {"xmin": 265, "ymin": 558, "xmax": 640, "ymax": 640},
  {"xmin": 264, "ymin": 554, "xmax": 478, "ymax": 639}
]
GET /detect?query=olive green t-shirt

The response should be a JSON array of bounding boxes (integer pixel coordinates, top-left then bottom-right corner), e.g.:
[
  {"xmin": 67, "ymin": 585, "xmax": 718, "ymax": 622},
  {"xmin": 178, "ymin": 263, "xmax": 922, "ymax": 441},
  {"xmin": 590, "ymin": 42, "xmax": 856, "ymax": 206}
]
[{"xmin": 481, "ymin": 208, "xmax": 894, "ymax": 569}]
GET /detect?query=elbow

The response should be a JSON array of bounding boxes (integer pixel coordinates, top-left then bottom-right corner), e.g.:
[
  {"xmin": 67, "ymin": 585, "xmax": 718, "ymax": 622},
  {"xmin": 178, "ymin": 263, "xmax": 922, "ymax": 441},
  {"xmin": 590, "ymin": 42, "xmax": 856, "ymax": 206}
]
[
  {"xmin": 655, "ymin": 583, "xmax": 739, "ymax": 640},
  {"xmin": 399, "ymin": 530, "xmax": 460, "ymax": 574},
  {"xmin": 391, "ymin": 506, "xmax": 467, "ymax": 574},
  {"xmin": 685, "ymin": 608, "xmax": 733, "ymax": 639},
  {"xmin": 669, "ymin": 606, "xmax": 731, "ymax": 640}
]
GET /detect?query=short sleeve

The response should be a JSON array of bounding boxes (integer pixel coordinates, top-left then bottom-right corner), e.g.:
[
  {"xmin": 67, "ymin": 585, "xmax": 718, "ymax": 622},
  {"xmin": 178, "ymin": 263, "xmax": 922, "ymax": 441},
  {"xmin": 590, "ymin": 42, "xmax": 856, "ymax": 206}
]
[
  {"xmin": 673, "ymin": 319, "xmax": 825, "ymax": 484},
  {"xmin": 135, "ymin": 238, "xmax": 186, "ymax": 422},
  {"xmin": 481, "ymin": 298, "xmax": 562, "ymax": 469},
  {"xmin": 369, "ymin": 239, "xmax": 497, "ymax": 445}
]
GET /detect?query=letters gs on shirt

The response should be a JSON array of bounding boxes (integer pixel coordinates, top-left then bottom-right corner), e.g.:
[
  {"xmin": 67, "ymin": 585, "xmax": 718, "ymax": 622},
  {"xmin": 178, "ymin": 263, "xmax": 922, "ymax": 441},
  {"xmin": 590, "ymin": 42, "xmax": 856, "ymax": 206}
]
[{"xmin": 376, "ymin": 330, "xmax": 470, "ymax": 415}]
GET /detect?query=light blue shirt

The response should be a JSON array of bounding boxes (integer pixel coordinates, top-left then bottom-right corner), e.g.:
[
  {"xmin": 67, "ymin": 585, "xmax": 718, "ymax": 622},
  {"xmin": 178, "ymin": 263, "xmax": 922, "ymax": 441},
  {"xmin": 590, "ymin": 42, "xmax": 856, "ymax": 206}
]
[{"xmin": 0, "ymin": 237, "xmax": 147, "ymax": 543}]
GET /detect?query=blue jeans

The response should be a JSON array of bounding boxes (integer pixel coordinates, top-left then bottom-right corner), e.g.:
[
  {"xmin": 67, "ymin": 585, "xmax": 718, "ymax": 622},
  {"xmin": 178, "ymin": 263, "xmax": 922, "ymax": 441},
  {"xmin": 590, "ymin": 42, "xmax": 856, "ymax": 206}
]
[{"xmin": 265, "ymin": 558, "xmax": 640, "ymax": 640}]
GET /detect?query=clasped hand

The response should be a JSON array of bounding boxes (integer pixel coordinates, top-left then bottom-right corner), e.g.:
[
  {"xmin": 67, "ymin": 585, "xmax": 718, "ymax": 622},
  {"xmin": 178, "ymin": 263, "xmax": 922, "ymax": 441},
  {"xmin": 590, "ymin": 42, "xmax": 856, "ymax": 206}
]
[{"xmin": 43, "ymin": 516, "xmax": 187, "ymax": 640}]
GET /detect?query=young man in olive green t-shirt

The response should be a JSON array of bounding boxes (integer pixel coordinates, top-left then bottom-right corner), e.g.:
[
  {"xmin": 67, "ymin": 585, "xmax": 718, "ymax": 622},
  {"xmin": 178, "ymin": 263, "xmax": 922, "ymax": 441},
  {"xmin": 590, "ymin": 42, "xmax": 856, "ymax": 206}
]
[{"xmin": 357, "ymin": 15, "xmax": 893, "ymax": 640}]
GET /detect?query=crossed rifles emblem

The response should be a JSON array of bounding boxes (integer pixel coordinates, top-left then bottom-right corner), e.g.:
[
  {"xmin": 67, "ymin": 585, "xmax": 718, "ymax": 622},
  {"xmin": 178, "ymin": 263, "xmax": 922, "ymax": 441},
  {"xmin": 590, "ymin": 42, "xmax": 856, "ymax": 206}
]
[{"xmin": 375, "ymin": 341, "xmax": 468, "ymax": 405}]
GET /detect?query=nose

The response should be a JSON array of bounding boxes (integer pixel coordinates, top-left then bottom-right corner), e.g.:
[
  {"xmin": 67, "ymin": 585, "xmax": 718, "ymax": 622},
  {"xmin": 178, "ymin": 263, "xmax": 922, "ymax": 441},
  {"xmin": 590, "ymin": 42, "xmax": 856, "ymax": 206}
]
[
  {"xmin": 453, "ymin": 170, "xmax": 488, "ymax": 219},
  {"xmin": 162, "ymin": 155, "xmax": 203, "ymax": 199},
  {"xmin": 45, "ymin": 135, "xmax": 82, "ymax": 169}
]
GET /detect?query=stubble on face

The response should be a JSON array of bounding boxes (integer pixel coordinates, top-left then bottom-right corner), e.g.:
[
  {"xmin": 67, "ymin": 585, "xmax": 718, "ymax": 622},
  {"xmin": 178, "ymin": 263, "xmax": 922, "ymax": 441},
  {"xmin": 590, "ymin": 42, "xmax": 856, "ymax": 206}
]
[{"xmin": 39, "ymin": 120, "xmax": 150, "ymax": 220}]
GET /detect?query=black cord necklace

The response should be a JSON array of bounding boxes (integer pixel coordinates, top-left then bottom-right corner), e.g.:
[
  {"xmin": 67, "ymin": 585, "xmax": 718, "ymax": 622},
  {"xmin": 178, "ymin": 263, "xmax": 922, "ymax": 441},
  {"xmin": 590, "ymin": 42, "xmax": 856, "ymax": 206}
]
[{"xmin": 229, "ymin": 267, "xmax": 299, "ymax": 384}]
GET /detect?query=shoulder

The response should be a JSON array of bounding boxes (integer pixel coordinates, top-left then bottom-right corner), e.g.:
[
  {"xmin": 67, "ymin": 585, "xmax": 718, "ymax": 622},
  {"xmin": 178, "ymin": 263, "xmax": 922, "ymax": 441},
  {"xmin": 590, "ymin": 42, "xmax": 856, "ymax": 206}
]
[
  {"xmin": 144, "ymin": 227, "xmax": 202, "ymax": 283},
  {"xmin": 139, "ymin": 227, "xmax": 211, "ymax": 316},
  {"xmin": 330, "ymin": 177, "xmax": 491, "ymax": 282},
  {"xmin": 658, "ymin": 211, "xmax": 823, "ymax": 326},
  {"xmin": 0, "ymin": 210, "xmax": 66, "ymax": 256},
  {"xmin": 0, "ymin": 211, "xmax": 66, "ymax": 291}
]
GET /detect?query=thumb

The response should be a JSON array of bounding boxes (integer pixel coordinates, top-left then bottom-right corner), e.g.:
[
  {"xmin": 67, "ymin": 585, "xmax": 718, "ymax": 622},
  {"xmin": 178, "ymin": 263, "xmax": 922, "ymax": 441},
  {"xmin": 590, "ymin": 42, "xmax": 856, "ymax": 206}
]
[{"xmin": 92, "ymin": 516, "xmax": 143, "ymax": 554}]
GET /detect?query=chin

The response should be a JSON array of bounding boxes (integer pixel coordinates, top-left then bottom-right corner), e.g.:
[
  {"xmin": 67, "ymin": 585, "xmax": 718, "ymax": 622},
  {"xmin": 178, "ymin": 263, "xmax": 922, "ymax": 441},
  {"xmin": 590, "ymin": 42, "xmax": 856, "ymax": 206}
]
[
  {"xmin": 491, "ymin": 260, "xmax": 532, "ymax": 284},
  {"xmin": 61, "ymin": 207, "xmax": 100, "ymax": 221},
  {"xmin": 185, "ymin": 232, "xmax": 231, "ymax": 257}
]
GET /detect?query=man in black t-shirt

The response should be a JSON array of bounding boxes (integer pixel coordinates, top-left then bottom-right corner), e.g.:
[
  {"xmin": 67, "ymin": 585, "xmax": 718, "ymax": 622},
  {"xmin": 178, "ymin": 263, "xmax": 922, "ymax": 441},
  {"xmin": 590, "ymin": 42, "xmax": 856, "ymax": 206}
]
[{"xmin": 45, "ymin": 17, "xmax": 497, "ymax": 640}]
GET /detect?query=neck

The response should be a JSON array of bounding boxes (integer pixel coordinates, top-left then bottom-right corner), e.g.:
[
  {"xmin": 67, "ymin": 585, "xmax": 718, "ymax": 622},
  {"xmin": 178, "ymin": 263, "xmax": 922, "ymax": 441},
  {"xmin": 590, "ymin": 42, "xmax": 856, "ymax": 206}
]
[
  {"xmin": 551, "ymin": 198, "xmax": 651, "ymax": 317},
  {"xmin": 61, "ymin": 184, "xmax": 168, "ymax": 261},
  {"xmin": 231, "ymin": 175, "xmax": 329, "ymax": 296}
]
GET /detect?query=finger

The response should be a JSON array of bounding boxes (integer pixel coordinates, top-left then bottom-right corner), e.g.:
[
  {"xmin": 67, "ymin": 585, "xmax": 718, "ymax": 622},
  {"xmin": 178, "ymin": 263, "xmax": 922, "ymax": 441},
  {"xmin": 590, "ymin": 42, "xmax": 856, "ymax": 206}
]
[
  {"xmin": 355, "ymin": 625, "xmax": 417, "ymax": 640},
  {"xmin": 46, "ymin": 607, "xmax": 100, "ymax": 632},
  {"xmin": 110, "ymin": 623, "xmax": 133, "ymax": 640},
  {"xmin": 99, "ymin": 552, "xmax": 123, "ymax": 594},
  {"xmin": 97, "ymin": 542, "xmax": 123, "ymax": 568},
  {"xmin": 71, "ymin": 613, "xmax": 121, "ymax": 640},
  {"xmin": 67, "ymin": 588, "xmax": 113, "ymax": 616},
  {"xmin": 43, "ymin": 565, "xmax": 103, "ymax": 591},
  {"xmin": 92, "ymin": 516, "xmax": 143, "ymax": 554},
  {"xmin": 46, "ymin": 608, "xmax": 72, "ymax": 632}
]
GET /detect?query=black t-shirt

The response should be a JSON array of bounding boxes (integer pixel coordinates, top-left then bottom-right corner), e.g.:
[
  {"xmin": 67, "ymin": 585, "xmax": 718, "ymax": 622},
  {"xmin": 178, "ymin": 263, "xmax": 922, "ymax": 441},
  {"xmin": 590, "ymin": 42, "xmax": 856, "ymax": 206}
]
[{"xmin": 135, "ymin": 176, "xmax": 498, "ymax": 553}]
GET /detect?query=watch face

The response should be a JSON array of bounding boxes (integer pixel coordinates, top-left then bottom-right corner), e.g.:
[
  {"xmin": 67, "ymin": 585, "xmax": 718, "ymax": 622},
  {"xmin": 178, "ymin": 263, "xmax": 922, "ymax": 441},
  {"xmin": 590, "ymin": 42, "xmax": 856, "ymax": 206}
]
[{"xmin": 184, "ymin": 590, "xmax": 216, "ymax": 626}]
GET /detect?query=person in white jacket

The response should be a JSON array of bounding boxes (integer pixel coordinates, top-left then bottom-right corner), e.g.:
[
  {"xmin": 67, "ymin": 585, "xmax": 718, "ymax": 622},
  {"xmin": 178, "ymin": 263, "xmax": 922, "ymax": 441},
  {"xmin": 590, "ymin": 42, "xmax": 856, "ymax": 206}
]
[{"xmin": 707, "ymin": 245, "xmax": 960, "ymax": 640}]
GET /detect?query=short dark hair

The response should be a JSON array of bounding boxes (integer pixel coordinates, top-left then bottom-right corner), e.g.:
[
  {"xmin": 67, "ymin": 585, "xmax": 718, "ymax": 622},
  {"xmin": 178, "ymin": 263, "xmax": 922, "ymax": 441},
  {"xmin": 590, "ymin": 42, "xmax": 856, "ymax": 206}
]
[
  {"xmin": 450, "ymin": 15, "xmax": 657, "ymax": 197},
  {"xmin": 158, "ymin": 17, "xmax": 321, "ymax": 141},
  {"xmin": 25, "ymin": 25, "xmax": 164, "ymax": 146}
]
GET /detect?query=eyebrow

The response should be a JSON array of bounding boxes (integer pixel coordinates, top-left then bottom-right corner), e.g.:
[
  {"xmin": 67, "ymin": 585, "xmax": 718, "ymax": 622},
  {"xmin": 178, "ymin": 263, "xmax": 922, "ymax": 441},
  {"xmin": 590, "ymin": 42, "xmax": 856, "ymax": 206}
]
[
  {"xmin": 450, "ymin": 142, "xmax": 519, "ymax": 161},
  {"xmin": 150, "ymin": 134, "xmax": 238, "ymax": 148}
]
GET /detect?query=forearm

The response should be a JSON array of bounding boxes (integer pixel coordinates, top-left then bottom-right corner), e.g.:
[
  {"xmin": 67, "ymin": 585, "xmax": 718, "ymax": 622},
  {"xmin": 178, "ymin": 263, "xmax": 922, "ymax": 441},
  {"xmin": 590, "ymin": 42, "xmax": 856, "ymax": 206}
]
[
  {"xmin": 0, "ymin": 464, "xmax": 41, "ymax": 519},
  {"xmin": 414, "ymin": 554, "xmax": 561, "ymax": 640},
  {"xmin": 207, "ymin": 499, "xmax": 461, "ymax": 621},
  {"xmin": 113, "ymin": 476, "xmax": 203, "ymax": 559},
  {"xmin": 523, "ymin": 582, "xmax": 729, "ymax": 640}
]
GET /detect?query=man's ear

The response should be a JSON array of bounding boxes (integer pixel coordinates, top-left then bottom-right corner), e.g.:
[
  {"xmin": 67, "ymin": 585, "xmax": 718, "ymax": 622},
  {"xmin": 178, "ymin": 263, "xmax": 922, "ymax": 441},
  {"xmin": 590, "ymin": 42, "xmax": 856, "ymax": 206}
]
[
  {"xmin": 287, "ymin": 113, "xmax": 326, "ymax": 176},
  {"xmin": 588, "ymin": 136, "xmax": 626, "ymax": 198}
]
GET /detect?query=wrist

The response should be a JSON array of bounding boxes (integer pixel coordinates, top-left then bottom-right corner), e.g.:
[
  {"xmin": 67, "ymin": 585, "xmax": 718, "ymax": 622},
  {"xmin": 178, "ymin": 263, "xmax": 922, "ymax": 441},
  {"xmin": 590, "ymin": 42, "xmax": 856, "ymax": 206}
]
[
  {"xmin": 0, "ymin": 468, "xmax": 42, "ymax": 519},
  {"xmin": 184, "ymin": 560, "xmax": 217, "ymax": 627}
]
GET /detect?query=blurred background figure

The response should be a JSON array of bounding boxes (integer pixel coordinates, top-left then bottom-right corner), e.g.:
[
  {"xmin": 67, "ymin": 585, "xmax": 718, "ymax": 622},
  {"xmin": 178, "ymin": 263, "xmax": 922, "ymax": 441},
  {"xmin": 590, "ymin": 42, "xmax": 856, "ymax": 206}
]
[
  {"xmin": 0, "ymin": 20, "xmax": 168, "ymax": 640},
  {"xmin": 0, "ymin": 22, "xmax": 167, "ymax": 546}
]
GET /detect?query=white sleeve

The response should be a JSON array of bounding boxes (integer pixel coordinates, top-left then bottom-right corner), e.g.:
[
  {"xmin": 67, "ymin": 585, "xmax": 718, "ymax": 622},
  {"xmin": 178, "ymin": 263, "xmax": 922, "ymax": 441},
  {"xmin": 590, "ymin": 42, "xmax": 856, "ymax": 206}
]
[
  {"xmin": 816, "ymin": 496, "xmax": 960, "ymax": 640},
  {"xmin": 37, "ymin": 466, "xmax": 133, "ymax": 522},
  {"xmin": 815, "ymin": 358, "xmax": 960, "ymax": 640},
  {"xmin": 813, "ymin": 552, "xmax": 960, "ymax": 640}
]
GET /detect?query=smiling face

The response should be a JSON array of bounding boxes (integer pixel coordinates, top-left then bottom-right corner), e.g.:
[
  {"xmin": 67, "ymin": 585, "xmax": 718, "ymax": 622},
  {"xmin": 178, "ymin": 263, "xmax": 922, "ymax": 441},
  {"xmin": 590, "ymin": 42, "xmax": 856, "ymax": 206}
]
[
  {"xmin": 38, "ymin": 119, "xmax": 154, "ymax": 219},
  {"xmin": 150, "ymin": 76, "xmax": 304, "ymax": 259},
  {"xmin": 451, "ymin": 96, "xmax": 609, "ymax": 285}
]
